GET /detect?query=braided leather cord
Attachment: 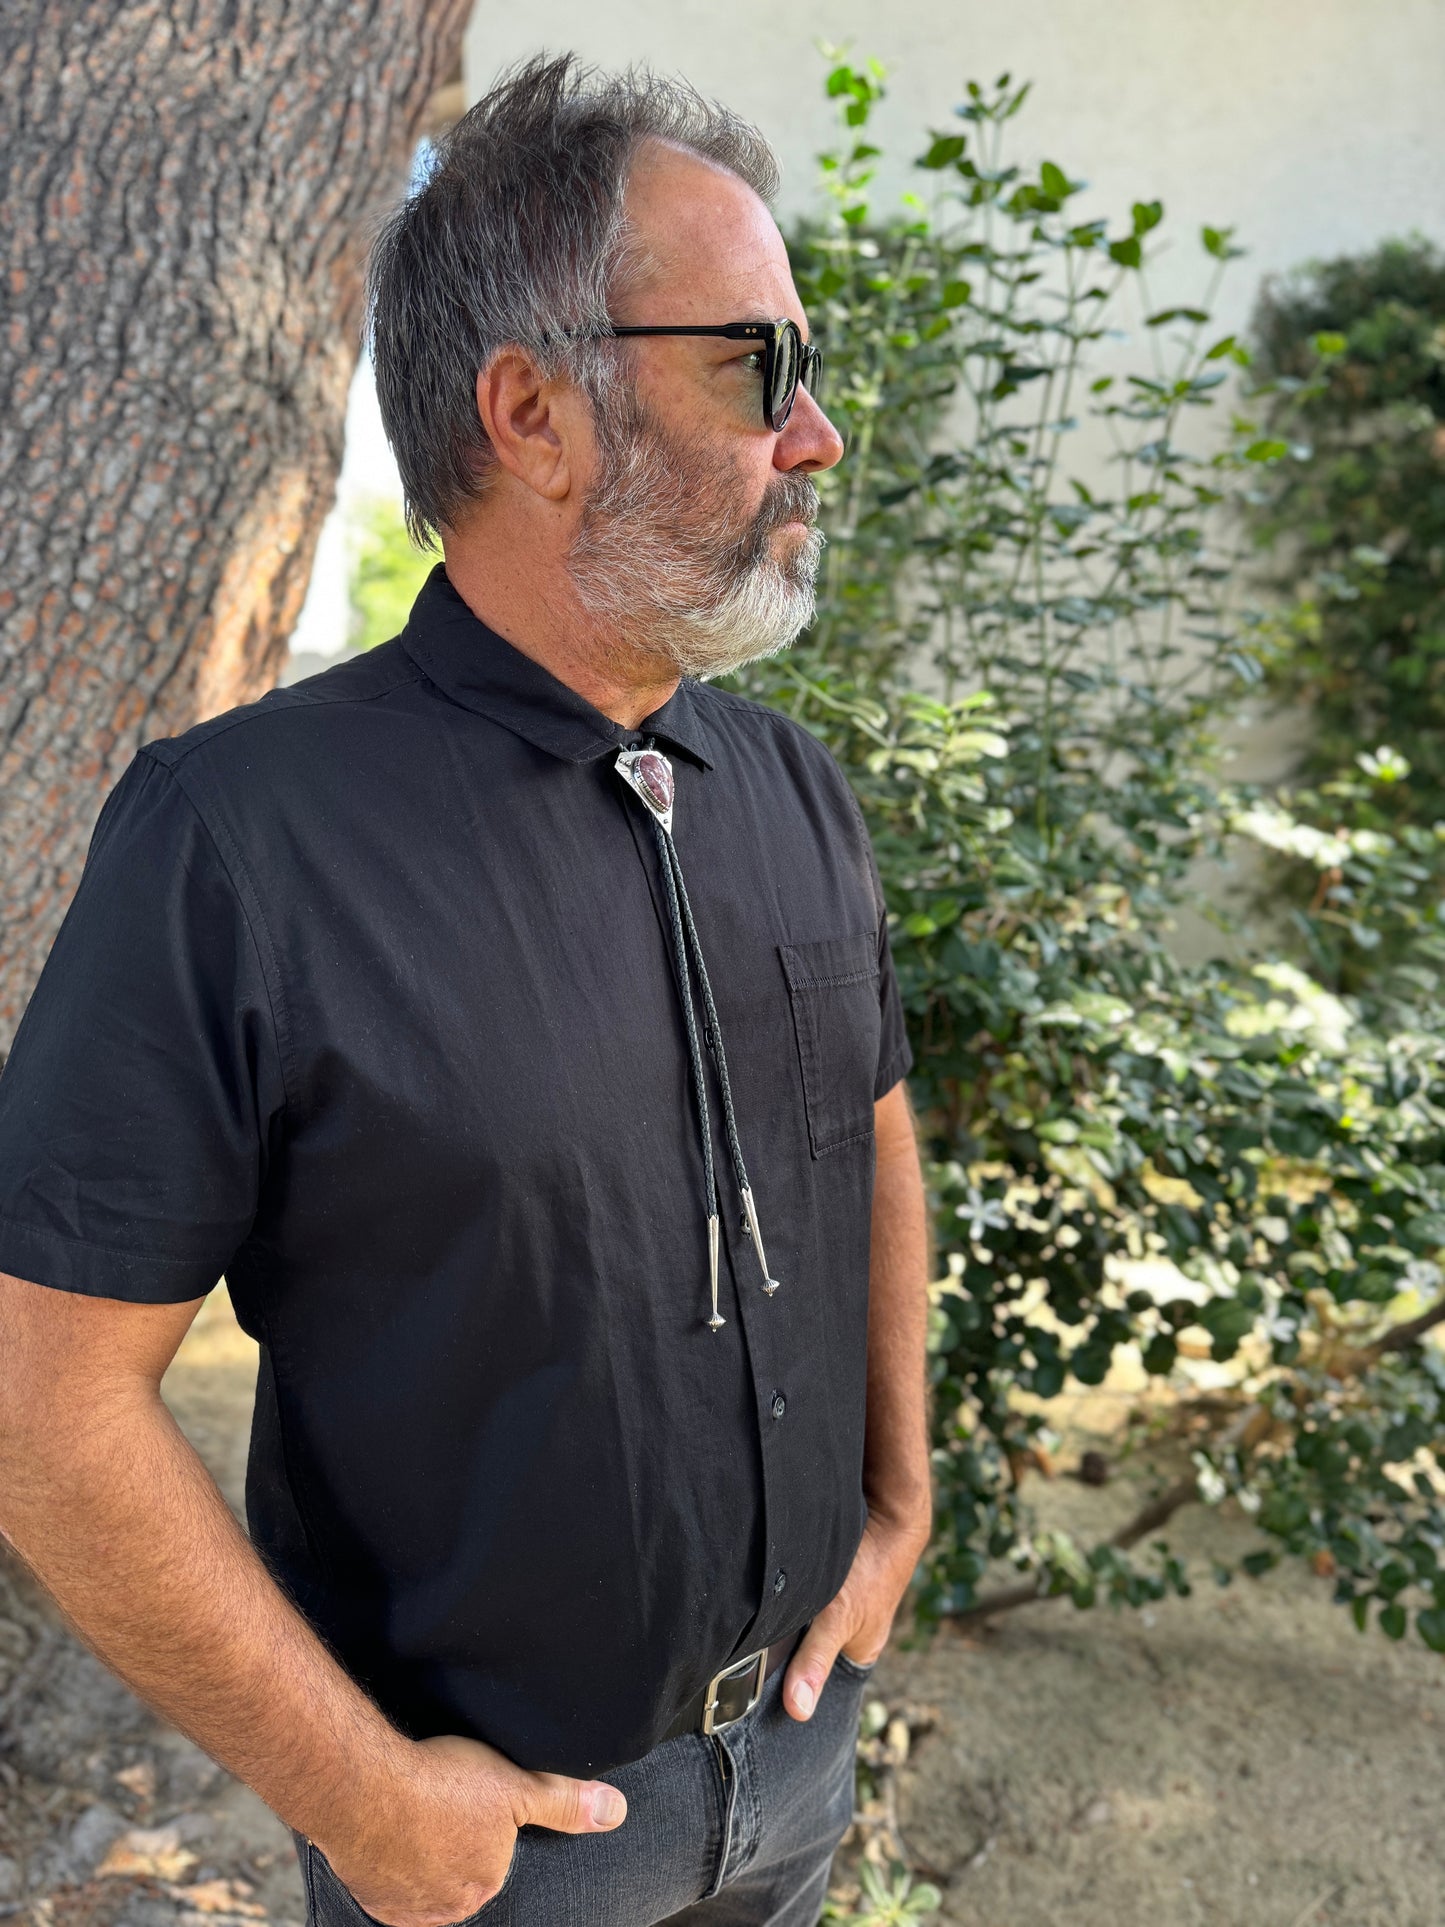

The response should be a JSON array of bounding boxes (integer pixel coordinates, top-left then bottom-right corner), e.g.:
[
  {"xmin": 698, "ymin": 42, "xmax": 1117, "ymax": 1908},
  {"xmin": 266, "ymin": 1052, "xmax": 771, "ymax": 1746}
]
[
  {"xmin": 649, "ymin": 813, "xmax": 719, "ymax": 1230},
  {"xmin": 659, "ymin": 827, "xmax": 752, "ymax": 1203}
]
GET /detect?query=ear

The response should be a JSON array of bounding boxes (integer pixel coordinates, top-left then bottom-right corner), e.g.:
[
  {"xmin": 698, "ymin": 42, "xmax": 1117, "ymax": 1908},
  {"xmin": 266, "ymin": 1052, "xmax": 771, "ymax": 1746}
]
[{"xmin": 475, "ymin": 348, "xmax": 578, "ymax": 502}]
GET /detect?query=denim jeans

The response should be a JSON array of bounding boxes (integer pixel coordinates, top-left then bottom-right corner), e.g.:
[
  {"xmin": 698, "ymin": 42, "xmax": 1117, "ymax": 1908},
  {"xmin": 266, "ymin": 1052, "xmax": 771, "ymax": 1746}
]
[{"xmin": 295, "ymin": 1651, "xmax": 874, "ymax": 1927}]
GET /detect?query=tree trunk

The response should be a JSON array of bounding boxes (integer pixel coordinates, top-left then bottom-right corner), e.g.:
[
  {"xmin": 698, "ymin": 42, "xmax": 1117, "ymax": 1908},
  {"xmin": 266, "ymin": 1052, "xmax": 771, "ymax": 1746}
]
[{"xmin": 0, "ymin": 0, "xmax": 471, "ymax": 1052}]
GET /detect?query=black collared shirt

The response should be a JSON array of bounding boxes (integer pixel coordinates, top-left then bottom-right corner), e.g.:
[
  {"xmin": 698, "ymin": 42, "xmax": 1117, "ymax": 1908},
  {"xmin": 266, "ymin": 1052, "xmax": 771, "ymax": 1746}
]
[{"xmin": 0, "ymin": 565, "xmax": 912, "ymax": 1775}]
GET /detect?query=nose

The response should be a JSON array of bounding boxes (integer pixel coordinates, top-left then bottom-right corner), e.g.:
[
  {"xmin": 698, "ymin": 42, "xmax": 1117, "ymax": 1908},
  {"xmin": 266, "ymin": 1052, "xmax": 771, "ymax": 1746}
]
[{"xmin": 773, "ymin": 384, "xmax": 845, "ymax": 475}]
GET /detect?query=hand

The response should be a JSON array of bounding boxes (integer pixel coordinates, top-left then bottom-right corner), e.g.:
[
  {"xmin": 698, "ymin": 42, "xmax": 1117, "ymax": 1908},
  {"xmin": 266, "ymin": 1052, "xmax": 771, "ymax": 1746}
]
[
  {"xmin": 312, "ymin": 1731, "xmax": 627, "ymax": 1927},
  {"xmin": 782, "ymin": 1506, "xmax": 930, "ymax": 1723}
]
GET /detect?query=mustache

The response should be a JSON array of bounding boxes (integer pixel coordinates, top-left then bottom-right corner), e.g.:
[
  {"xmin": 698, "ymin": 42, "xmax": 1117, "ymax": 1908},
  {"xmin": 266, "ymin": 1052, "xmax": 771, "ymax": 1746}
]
[
  {"xmin": 754, "ymin": 473, "xmax": 820, "ymax": 533},
  {"xmin": 728, "ymin": 473, "xmax": 821, "ymax": 575}
]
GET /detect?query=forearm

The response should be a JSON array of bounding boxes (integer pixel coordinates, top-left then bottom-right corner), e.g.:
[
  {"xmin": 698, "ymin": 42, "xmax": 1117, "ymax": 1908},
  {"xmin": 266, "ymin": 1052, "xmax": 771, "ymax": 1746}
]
[
  {"xmin": 0, "ymin": 1384, "xmax": 413, "ymax": 1854},
  {"xmin": 863, "ymin": 1085, "xmax": 933, "ymax": 1537}
]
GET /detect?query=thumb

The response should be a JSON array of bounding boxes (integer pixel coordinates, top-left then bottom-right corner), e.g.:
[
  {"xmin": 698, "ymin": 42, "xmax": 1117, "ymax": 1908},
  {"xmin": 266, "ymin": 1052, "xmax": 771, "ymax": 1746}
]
[
  {"xmin": 516, "ymin": 1769, "xmax": 627, "ymax": 1835},
  {"xmin": 783, "ymin": 1616, "xmax": 842, "ymax": 1723}
]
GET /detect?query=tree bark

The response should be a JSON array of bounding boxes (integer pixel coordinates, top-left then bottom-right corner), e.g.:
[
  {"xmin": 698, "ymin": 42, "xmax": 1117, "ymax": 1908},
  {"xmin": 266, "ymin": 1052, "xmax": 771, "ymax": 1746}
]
[{"xmin": 0, "ymin": 0, "xmax": 470, "ymax": 1052}]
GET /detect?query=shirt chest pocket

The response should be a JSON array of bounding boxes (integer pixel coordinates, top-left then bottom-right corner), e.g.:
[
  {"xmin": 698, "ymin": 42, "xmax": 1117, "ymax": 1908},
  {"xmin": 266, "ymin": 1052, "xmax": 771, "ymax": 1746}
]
[{"xmin": 778, "ymin": 931, "xmax": 882, "ymax": 1158}]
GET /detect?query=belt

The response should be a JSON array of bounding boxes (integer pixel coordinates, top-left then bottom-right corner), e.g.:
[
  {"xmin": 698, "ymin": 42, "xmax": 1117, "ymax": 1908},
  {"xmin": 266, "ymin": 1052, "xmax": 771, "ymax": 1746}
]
[{"xmin": 661, "ymin": 1627, "xmax": 804, "ymax": 1741}]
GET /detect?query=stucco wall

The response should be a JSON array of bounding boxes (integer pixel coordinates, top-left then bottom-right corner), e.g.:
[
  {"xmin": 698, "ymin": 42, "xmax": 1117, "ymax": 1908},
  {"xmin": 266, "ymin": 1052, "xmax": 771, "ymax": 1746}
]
[{"xmin": 464, "ymin": 0, "xmax": 1445, "ymax": 334}]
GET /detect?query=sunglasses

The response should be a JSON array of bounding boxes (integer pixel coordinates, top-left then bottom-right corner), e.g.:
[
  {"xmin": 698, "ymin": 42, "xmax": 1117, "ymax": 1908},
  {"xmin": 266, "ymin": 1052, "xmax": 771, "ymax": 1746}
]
[{"xmin": 567, "ymin": 318, "xmax": 824, "ymax": 431}]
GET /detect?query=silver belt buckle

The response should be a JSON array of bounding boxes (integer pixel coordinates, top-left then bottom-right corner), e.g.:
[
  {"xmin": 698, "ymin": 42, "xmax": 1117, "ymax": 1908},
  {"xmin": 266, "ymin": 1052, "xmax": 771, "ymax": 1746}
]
[{"xmin": 701, "ymin": 1646, "xmax": 769, "ymax": 1735}]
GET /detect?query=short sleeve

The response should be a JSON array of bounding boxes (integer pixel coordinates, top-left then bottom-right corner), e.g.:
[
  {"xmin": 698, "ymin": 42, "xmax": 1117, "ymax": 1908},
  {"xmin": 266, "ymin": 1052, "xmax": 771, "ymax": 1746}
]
[
  {"xmin": 873, "ymin": 902, "xmax": 913, "ymax": 1100},
  {"xmin": 839, "ymin": 782, "xmax": 914, "ymax": 1100},
  {"xmin": 0, "ymin": 750, "xmax": 287, "ymax": 1303}
]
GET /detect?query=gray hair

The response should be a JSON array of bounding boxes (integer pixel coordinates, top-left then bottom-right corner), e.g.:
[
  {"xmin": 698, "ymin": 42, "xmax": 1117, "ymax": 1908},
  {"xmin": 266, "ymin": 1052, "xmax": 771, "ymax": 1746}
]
[{"xmin": 365, "ymin": 52, "xmax": 782, "ymax": 547}]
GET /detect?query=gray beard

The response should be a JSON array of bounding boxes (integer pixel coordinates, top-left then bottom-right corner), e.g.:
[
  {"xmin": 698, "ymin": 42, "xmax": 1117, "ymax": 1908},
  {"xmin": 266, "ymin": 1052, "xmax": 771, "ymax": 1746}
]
[{"xmin": 565, "ymin": 395, "xmax": 824, "ymax": 680}]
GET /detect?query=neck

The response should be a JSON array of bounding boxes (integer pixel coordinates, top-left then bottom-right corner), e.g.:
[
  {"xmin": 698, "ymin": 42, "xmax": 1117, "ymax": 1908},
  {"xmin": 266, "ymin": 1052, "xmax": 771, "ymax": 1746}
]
[{"xmin": 441, "ymin": 514, "xmax": 682, "ymax": 731}]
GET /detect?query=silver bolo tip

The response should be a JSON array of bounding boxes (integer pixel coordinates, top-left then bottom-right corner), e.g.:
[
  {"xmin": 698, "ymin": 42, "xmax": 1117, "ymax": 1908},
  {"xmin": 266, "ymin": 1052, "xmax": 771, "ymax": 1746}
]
[
  {"xmin": 740, "ymin": 1185, "xmax": 781, "ymax": 1296},
  {"xmin": 707, "ymin": 1212, "xmax": 725, "ymax": 1331}
]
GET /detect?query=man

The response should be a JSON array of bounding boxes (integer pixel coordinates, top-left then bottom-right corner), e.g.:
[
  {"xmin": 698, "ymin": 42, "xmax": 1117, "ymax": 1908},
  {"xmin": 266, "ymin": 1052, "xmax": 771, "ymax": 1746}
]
[{"xmin": 0, "ymin": 55, "xmax": 930, "ymax": 1927}]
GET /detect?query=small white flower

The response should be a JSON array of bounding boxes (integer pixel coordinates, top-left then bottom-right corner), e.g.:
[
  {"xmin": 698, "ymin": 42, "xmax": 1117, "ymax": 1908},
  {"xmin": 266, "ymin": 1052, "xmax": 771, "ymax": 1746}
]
[
  {"xmin": 1192, "ymin": 1454, "xmax": 1228, "ymax": 1506},
  {"xmin": 956, "ymin": 1187, "xmax": 1011, "ymax": 1241},
  {"xmin": 1357, "ymin": 745, "xmax": 1411, "ymax": 784}
]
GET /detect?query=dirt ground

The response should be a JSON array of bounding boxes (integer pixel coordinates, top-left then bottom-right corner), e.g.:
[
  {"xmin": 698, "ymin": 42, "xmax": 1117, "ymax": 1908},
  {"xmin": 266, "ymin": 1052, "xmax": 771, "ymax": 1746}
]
[{"xmin": 2, "ymin": 1289, "xmax": 1442, "ymax": 1927}]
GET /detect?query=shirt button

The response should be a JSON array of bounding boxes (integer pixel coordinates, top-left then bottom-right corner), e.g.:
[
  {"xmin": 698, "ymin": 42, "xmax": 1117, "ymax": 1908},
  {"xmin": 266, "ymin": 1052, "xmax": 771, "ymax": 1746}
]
[
  {"xmin": 773, "ymin": 1569, "xmax": 787, "ymax": 1595},
  {"xmin": 771, "ymin": 1392, "xmax": 786, "ymax": 1421}
]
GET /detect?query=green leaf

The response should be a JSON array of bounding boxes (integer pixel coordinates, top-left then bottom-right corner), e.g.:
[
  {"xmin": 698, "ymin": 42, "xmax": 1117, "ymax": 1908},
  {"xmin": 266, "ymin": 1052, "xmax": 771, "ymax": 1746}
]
[
  {"xmin": 1244, "ymin": 438, "xmax": 1289, "ymax": 462},
  {"xmin": 1069, "ymin": 1343, "xmax": 1112, "ymax": 1387},
  {"xmin": 1418, "ymin": 1608, "xmax": 1445, "ymax": 1653},
  {"xmin": 941, "ymin": 279, "xmax": 973, "ymax": 308},
  {"xmin": 1142, "ymin": 1333, "xmax": 1178, "ymax": 1376},
  {"xmin": 1196, "ymin": 1297, "xmax": 1255, "ymax": 1361},
  {"xmin": 919, "ymin": 133, "xmax": 966, "ymax": 170},
  {"xmin": 1031, "ymin": 1356, "xmax": 1066, "ymax": 1399},
  {"xmin": 1040, "ymin": 160, "xmax": 1073, "ymax": 201},
  {"xmin": 1258, "ymin": 1489, "xmax": 1310, "ymax": 1536},
  {"xmin": 1132, "ymin": 199, "xmax": 1163, "ymax": 235},
  {"xmin": 1380, "ymin": 1601, "xmax": 1407, "ymax": 1640},
  {"xmin": 1201, "ymin": 223, "xmax": 1240, "ymax": 259},
  {"xmin": 1108, "ymin": 236, "xmax": 1142, "ymax": 270}
]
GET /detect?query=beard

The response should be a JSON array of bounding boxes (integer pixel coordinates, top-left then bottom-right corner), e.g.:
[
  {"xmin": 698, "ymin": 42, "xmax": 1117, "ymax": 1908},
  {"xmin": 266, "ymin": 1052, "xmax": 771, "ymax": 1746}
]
[{"xmin": 564, "ymin": 380, "xmax": 824, "ymax": 681}]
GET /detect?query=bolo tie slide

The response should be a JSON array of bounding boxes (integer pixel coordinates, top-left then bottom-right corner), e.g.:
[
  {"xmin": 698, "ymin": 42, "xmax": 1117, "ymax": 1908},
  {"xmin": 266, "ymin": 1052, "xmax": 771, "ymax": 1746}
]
[{"xmin": 615, "ymin": 744, "xmax": 781, "ymax": 1332}]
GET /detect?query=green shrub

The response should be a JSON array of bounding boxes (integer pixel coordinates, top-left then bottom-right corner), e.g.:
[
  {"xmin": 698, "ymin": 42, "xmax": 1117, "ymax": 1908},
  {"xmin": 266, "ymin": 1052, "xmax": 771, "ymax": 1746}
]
[
  {"xmin": 346, "ymin": 492, "xmax": 436, "ymax": 653},
  {"xmin": 728, "ymin": 63, "xmax": 1445, "ymax": 1650},
  {"xmin": 1247, "ymin": 238, "xmax": 1445, "ymax": 825}
]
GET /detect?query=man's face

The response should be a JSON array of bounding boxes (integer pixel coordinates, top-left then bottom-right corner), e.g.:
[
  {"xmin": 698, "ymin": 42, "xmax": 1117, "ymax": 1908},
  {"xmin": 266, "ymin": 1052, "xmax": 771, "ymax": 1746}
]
[{"xmin": 565, "ymin": 143, "xmax": 846, "ymax": 679}]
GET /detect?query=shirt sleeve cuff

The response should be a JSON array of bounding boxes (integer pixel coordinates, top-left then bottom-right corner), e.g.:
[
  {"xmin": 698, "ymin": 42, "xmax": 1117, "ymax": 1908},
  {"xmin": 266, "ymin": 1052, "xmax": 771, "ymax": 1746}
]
[
  {"xmin": 0, "ymin": 1212, "xmax": 218, "ymax": 1305},
  {"xmin": 873, "ymin": 1038, "xmax": 915, "ymax": 1101}
]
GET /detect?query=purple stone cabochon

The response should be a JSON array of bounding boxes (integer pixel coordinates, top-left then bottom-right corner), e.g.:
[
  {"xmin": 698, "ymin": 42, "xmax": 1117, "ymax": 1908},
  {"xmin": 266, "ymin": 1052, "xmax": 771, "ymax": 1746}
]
[{"xmin": 636, "ymin": 750, "xmax": 674, "ymax": 816}]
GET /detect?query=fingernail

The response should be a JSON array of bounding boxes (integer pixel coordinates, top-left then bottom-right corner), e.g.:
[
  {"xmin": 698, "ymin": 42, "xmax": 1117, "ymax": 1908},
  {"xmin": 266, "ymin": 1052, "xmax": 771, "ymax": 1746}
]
[
  {"xmin": 591, "ymin": 1785, "xmax": 626, "ymax": 1827},
  {"xmin": 793, "ymin": 1680, "xmax": 815, "ymax": 1718}
]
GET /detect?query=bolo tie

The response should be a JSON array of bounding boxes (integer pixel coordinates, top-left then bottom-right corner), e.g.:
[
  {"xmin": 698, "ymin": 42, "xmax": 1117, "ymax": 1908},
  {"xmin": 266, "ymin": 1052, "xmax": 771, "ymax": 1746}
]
[{"xmin": 615, "ymin": 742, "xmax": 781, "ymax": 1333}]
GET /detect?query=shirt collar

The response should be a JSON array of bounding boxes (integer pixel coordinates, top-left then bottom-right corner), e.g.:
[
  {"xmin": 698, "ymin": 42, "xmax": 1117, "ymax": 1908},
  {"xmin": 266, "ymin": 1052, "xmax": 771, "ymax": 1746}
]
[{"xmin": 398, "ymin": 564, "xmax": 714, "ymax": 771}]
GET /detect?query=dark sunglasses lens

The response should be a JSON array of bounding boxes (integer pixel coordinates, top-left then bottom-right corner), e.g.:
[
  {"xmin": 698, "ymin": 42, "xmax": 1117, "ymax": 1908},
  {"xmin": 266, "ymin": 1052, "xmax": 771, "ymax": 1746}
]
[
  {"xmin": 770, "ymin": 329, "xmax": 800, "ymax": 424},
  {"xmin": 803, "ymin": 349, "xmax": 823, "ymax": 399}
]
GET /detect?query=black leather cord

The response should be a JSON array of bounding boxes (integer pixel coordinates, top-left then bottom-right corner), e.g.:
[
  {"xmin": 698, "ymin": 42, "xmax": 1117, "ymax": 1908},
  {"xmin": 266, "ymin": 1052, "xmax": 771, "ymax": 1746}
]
[
  {"xmin": 649, "ymin": 812, "xmax": 719, "ymax": 1248},
  {"xmin": 658, "ymin": 825, "xmax": 752, "ymax": 1202}
]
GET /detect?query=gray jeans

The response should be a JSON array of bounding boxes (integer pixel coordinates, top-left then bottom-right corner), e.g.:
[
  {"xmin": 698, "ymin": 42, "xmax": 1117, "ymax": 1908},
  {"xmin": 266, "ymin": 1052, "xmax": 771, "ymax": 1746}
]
[{"xmin": 295, "ymin": 1652, "xmax": 874, "ymax": 1927}]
